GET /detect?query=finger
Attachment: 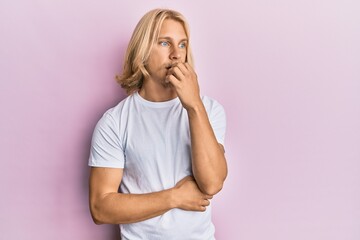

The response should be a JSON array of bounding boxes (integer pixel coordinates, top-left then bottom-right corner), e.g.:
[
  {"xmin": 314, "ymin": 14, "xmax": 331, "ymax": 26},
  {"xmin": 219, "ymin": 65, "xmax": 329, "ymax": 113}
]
[
  {"xmin": 176, "ymin": 63, "xmax": 188, "ymax": 76},
  {"xmin": 172, "ymin": 66, "xmax": 185, "ymax": 80},
  {"xmin": 184, "ymin": 175, "xmax": 195, "ymax": 181},
  {"xmin": 179, "ymin": 175, "xmax": 194, "ymax": 183},
  {"xmin": 199, "ymin": 206, "xmax": 206, "ymax": 212},
  {"xmin": 166, "ymin": 74, "xmax": 180, "ymax": 87},
  {"xmin": 175, "ymin": 175, "xmax": 193, "ymax": 187},
  {"xmin": 184, "ymin": 62, "xmax": 194, "ymax": 72},
  {"xmin": 184, "ymin": 62, "xmax": 197, "ymax": 79},
  {"xmin": 202, "ymin": 199, "xmax": 210, "ymax": 206},
  {"xmin": 205, "ymin": 195, "xmax": 213, "ymax": 200}
]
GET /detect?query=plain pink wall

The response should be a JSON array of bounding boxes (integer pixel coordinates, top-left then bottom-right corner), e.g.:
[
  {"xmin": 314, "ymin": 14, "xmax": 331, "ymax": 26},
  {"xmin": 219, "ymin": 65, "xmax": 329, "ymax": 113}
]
[{"xmin": 1, "ymin": 0, "xmax": 359, "ymax": 239}]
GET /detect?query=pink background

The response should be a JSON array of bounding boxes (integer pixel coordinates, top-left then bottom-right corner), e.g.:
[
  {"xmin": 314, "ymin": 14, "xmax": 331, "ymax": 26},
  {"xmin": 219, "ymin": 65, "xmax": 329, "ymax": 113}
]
[{"xmin": 1, "ymin": 0, "xmax": 359, "ymax": 239}]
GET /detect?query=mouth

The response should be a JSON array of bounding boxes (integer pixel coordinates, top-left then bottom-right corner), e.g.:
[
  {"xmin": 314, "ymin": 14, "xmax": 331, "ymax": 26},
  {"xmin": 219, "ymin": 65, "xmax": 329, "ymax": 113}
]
[{"xmin": 165, "ymin": 62, "xmax": 178, "ymax": 70}]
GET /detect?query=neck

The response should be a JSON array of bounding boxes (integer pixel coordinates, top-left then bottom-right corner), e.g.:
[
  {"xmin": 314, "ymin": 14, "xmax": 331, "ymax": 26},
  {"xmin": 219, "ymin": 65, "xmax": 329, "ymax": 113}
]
[{"xmin": 138, "ymin": 78, "xmax": 177, "ymax": 102}]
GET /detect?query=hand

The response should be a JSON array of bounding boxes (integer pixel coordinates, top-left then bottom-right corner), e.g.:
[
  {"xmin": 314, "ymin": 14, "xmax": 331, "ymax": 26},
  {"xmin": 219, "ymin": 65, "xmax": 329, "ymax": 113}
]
[
  {"xmin": 166, "ymin": 63, "xmax": 202, "ymax": 110},
  {"xmin": 172, "ymin": 176, "xmax": 213, "ymax": 212}
]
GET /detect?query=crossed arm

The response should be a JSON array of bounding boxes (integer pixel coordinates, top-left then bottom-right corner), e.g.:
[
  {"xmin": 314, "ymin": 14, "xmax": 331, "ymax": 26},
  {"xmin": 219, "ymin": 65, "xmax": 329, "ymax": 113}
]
[
  {"xmin": 89, "ymin": 169, "xmax": 213, "ymax": 224},
  {"xmin": 89, "ymin": 108, "xmax": 226, "ymax": 225}
]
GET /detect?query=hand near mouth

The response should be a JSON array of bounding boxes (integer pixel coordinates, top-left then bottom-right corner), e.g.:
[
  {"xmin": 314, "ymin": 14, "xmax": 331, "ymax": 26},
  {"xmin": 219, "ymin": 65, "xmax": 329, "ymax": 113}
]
[
  {"xmin": 165, "ymin": 62, "xmax": 202, "ymax": 111},
  {"xmin": 165, "ymin": 61, "xmax": 180, "ymax": 70}
]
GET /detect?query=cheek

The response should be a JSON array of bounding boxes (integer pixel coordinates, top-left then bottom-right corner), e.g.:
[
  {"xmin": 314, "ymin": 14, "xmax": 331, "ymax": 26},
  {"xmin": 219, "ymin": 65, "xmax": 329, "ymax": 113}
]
[
  {"xmin": 151, "ymin": 51, "xmax": 166, "ymax": 64},
  {"xmin": 181, "ymin": 48, "xmax": 187, "ymax": 57},
  {"xmin": 148, "ymin": 54, "xmax": 160, "ymax": 67},
  {"xmin": 182, "ymin": 52, "xmax": 187, "ymax": 62}
]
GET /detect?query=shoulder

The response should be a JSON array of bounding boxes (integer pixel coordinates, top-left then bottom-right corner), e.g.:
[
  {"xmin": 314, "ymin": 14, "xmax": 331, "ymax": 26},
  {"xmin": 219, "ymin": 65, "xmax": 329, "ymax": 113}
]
[
  {"xmin": 94, "ymin": 94, "xmax": 135, "ymax": 131},
  {"xmin": 201, "ymin": 95, "xmax": 225, "ymax": 114},
  {"xmin": 102, "ymin": 94, "xmax": 135, "ymax": 120}
]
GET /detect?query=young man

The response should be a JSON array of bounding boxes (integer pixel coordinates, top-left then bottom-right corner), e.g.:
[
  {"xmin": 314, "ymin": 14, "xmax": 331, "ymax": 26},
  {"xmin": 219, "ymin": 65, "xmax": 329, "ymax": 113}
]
[{"xmin": 88, "ymin": 8, "xmax": 227, "ymax": 240}]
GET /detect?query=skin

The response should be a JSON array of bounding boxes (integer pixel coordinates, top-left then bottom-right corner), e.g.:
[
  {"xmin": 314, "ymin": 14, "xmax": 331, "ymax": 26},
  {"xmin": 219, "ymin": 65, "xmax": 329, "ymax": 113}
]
[{"xmin": 89, "ymin": 19, "xmax": 227, "ymax": 225}]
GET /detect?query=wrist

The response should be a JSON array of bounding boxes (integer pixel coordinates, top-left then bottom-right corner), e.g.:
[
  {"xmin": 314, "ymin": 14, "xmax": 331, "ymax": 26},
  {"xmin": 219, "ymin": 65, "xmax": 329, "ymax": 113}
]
[
  {"xmin": 186, "ymin": 101, "xmax": 205, "ymax": 116},
  {"xmin": 168, "ymin": 188, "xmax": 179, "ymax": 209}
]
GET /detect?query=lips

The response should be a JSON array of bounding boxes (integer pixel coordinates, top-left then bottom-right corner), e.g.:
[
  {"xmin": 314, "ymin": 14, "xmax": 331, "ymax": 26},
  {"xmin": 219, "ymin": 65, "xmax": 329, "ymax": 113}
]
[{"xmin": 165, "ymin": 62, "xmax": 178, "ymax": 70}]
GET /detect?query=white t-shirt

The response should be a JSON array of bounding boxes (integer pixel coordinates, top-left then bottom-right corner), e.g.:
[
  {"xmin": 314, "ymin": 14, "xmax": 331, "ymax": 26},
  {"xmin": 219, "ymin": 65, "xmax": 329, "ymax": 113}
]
[{"xmin": 89, "ymin": 91, "xmax": 226, "ymax": 240}]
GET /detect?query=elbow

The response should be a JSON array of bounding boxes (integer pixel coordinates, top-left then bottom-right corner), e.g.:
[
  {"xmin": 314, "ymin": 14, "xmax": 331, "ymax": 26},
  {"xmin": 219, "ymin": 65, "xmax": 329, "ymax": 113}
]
[
  {"xmin": 91, "ymin": 215, "xmax": 104, "ymax": 225},
  {"xmin": 200, "ymin": 172, "xmax": 227, "ymax": 196},
  {"xmin": 89, "ymin": 201, "xmax": 106, "ymax": 225},
  {"xmin": 92, "ymin": 218, "xmax": 103, "ymax": 225},
  {"xmin": 90, "ymin": 208, "xmax": 104, "ymax": 225},
  {"xmin": 202, "ymin": 181, "xmax": 224, "ymax": 196}
]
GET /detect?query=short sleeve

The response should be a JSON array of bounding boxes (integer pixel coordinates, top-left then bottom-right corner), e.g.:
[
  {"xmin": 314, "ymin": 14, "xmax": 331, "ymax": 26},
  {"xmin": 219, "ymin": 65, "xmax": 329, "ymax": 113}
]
[
  {"xmin": 88, "ymin": 112, "xmax": 125, "ymax": 168},
  {"xmin": 206, "ymin": 98, "xmax": 227, "ymax": 146}
]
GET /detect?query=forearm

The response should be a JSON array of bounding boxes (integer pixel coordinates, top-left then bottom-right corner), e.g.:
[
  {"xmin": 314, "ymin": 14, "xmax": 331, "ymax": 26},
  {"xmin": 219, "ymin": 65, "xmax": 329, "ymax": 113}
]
[
  {"xmin": 91, "ymin": 189, "xmax": 174, "ymax": 224},
  {"xmin": 187, "ymin": 102, "xmax": 228, "ymax": 195},
  {"xmin": 165, "ymin": 62, "xmax": 227, "ymax": 195}
]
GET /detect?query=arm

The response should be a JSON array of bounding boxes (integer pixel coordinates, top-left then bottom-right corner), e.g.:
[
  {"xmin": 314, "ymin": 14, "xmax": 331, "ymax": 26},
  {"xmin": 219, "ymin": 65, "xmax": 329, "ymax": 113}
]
[
  {"xmin": 167, "ymin": 63, "xmax": 228, "ymax": 196},
  {"xmin": 89, "ymin": 167, "xmax": 213, "ymax": 224},
  {"xmin": 187, "ymin": 104, "xmax": 227, "ymax": 196}
]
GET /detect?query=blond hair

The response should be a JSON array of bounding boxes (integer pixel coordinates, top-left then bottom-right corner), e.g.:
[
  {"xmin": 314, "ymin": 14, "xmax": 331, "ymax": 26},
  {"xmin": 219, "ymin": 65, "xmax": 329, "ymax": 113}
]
[{"xmin": 116, "ymin": 9, "xmax": 194, "ymax": 94}]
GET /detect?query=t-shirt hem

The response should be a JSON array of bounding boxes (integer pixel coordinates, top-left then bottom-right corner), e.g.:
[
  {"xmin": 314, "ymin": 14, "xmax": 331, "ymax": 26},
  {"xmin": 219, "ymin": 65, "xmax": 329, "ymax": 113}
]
[{"xmin": 88, "ymin": 161, "xmax": 124, "ymax": 168}]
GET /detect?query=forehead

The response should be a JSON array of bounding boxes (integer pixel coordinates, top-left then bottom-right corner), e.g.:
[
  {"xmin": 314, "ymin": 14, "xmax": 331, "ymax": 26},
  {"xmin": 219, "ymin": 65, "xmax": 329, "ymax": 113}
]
[{"xmin": 158, "ymin": 19, "xmax": 187, "ymax": 40}]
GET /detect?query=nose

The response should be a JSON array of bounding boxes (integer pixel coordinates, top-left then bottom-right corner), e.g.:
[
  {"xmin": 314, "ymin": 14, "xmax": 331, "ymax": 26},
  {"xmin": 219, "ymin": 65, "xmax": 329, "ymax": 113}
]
[{"xmin": 170, "ymin": 47, "xmax": 181, "ymax": 60}]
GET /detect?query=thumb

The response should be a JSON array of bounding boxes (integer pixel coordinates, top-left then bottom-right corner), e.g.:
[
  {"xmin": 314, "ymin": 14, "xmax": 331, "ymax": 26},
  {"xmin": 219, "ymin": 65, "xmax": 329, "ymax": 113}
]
[{"xmin": 175, "ymin": 176, "xmax": 194, "ymax": 187}]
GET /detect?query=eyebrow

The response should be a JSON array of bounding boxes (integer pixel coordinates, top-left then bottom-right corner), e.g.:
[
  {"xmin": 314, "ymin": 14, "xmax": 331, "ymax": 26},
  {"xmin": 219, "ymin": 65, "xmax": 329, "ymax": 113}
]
[{"xmin": 158, "ymin": 36, "xmax": 188, "ymax": 42}]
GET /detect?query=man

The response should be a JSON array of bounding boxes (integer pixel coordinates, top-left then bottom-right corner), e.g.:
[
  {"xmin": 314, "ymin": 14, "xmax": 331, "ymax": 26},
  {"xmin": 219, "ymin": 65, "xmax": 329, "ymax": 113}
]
[{"xmin": 88, "ymin": 8, "xmax": 227, "ymax": 240}]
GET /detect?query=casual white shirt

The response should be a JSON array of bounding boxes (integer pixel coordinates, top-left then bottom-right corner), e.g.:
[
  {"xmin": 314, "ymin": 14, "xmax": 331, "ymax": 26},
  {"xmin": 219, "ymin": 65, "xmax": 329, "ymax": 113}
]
[{"xmin": 89, "ymin": 92, "xmax": 226, "ymax": 240}]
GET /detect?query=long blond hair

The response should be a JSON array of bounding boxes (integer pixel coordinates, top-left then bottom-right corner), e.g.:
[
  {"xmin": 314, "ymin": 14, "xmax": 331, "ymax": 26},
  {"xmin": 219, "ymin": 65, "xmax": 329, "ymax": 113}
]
[{"xmin": 116, "ymin": 9, "xmax": 194, "ymax": 94}]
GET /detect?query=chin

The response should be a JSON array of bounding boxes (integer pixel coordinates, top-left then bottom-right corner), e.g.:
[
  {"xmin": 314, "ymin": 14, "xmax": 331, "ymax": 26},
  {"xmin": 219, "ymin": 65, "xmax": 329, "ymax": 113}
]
[{"xmin": 161, "ymin": 81, "xmax": 172, "ymax": 88}]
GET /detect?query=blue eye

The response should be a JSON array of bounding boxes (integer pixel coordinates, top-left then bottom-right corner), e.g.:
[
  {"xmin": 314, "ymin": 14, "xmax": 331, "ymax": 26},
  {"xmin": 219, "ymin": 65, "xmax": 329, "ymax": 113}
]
[
  {"xmin": 179, "ymin": 42, "xmax": 186, "ymax": 49},
  {"xmin": 160, "ymin": 41, "xmax": 169, "ymax": 47}
]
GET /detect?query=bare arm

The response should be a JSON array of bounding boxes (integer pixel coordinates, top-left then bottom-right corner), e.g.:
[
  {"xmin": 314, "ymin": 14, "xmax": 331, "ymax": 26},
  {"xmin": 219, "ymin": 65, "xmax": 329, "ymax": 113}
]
[
  {"xmin": 89, "ymin": 167, "xmax": 212, "ymax": 224},
  {"xmin": 167, "ymin": 63, "xmax": 228, "ymax": 196},
  {"xmin": 187, "ymin": 105, "xmax": 228, "ymax": 195}
]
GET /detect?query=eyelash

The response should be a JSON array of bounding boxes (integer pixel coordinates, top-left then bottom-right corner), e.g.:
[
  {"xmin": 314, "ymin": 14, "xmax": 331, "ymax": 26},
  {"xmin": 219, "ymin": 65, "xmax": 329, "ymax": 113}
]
[{"xmin": 159, "ymin": 41, "xmax": 187, "ymax": 49}]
